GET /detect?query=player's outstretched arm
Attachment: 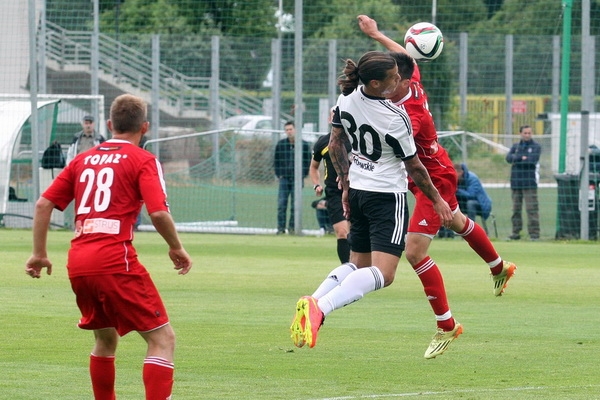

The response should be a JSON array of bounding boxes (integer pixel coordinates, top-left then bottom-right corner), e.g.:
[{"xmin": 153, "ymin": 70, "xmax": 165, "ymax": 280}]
[
  {"xmin": 150, "ymin": 210, "xmax": 193, "ymax": 275},
  {"xmin": 25, "ymin": 197, "xmax": 54, "ymax": 278},
  {"xmin": 357, "ymin": 15, "xmax": 407, "ymax": 54}
]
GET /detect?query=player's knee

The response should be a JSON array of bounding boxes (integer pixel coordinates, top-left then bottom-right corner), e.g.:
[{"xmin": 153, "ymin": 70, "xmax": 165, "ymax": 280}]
[
  {"xmin": 145, "ymin": 324, "xmax": 176, "ymax": 354},
  {"xmin": 404, "ymin": 244, "xmax": 425, "ymax": 265},
  {"xmin": 162, "ymin": 326, "xmax": 176, "ymax": 350},
  {"xmin": 382, "ymin": 273, "xmax": 395, "ymax": 287},
  {"xmin": 449, "ymin": 211, "xmax": 467, "ymax": 232},
  {"xmin": 93, "ymin": 328, "xmax": 119, "ymax": 355},
  {"xmin": 374, "ymin": 266, "xmax": 396, "ymax": 287}
]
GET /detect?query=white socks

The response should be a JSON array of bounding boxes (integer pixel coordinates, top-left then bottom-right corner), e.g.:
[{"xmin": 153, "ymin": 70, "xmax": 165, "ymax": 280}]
[
  {"xmin": 312, "ymin": 263, "xmax": 357, "ymax": 299},
  {"xmin": 317, "ymin": 266, "xmax": 385, "ymax": 316}
]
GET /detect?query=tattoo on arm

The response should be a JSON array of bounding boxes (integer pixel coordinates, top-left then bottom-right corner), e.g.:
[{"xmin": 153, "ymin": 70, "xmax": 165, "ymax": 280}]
[
  {"xmin": 328, "ymin": 126, "xmax": 350, "ymax": 190},
  {"xmin": 405, "ymin": 157, "xmax": 440, "ymax": 202}
]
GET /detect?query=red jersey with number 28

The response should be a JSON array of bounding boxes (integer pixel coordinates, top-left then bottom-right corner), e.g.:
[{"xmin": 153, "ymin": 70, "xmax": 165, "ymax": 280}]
[{"xmin": 42, "ymin": 139, "xmax": 170, "ymax": 278}]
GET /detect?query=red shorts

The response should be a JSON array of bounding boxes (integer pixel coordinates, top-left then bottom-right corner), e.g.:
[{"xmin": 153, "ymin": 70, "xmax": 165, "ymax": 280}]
[
  {"xmin": 408, "ymin": 159, "xmax": 459, "ymax": 235},
  {"xmin": 70, "ymin": 269, "xmax": 169, "ymax": 336}
]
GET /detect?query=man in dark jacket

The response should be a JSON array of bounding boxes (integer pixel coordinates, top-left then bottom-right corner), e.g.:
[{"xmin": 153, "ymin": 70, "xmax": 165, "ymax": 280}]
[
  {"xmin": 505, "ymin": 125, "xmax": 541, "ymax": 240},
  {"xmin": 273, "ymin": 121, "xmax": 311, "ymax": 234},
  {"xmin": 66, "ymin": 115, "xmax": 106, "ymax": 164},
  {"xmin": 455, "ymin": 163, "xmax": 492, "ymax": 222}
]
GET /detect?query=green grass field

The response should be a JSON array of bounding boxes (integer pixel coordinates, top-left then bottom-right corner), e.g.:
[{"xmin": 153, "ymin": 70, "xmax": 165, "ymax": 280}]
[{"xmin": 2, "ymin": 230, "xmax": 599, "ymax": 399}]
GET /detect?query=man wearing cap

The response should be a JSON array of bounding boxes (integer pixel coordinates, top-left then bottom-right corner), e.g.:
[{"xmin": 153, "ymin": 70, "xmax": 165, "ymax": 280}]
[{"xmin": 66, "ymin": 115, "xmax": 106, "ymax": 164}]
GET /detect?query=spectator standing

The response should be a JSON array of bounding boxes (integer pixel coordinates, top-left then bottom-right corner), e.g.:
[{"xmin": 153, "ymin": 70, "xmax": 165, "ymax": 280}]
[
  {"xmin": 66, "ymin": 115, "xmax": 106, "ymax": 164},
  {"xmin": 273, "ymin": 121, "xmax": 311, "ymax": 234},
  {"xmin": 506, "ymin": 125, "xmax": 541, "ymax": 240},
  {"xmin": 25, "ymin": 94, "xmax": 192, "ymax": 400},
  {"xmin": 455, "ymin": 162, "xmax": 492, "ymax": 223}
]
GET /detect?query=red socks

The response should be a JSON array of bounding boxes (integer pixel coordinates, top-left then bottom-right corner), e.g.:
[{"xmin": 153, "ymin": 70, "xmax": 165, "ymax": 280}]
[
  {"xmin": 457, "ymin": 218, "xmax": 503, "ymax": 273},
  {"xmin": 412, "ymin": 256, "xmax": 454, "ymax": 331},
  {"xmin": 90, "ymin": 354, "xmax": 116, "ymax": 400},
  {"xmin": 143, "ymin": 357, "xmax": 175, "ymax": 400},
  {"xmin": 90, "ymin": 354, "xmax": 174, "ymax": 400}
]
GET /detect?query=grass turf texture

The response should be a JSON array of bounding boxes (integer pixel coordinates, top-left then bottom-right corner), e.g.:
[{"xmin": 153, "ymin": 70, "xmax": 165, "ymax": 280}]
[{"xmin": 2, "ymin": 229, "xmax": 599, "ymax": 399}]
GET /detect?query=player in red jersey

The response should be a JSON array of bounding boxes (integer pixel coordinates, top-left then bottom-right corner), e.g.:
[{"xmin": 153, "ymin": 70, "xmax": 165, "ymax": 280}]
[
  {"xmin": 358, "ymin": 14, "xmax": 517, "ymax": 345},
  {"xmin": 25, "ymin": 94, "xmax": 192, "ymax": 400}
]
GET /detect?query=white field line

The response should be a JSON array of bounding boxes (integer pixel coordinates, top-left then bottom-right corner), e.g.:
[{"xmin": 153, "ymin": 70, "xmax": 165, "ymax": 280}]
[{"xmin": 309, "ymin": 384, "xmax": 600, "ymax": 400}]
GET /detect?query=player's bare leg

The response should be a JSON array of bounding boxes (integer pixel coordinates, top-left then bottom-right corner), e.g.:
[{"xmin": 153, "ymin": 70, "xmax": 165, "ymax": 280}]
[{"xmin": 140, "ymin": 324, "xmax": 176, "ymax": 400}]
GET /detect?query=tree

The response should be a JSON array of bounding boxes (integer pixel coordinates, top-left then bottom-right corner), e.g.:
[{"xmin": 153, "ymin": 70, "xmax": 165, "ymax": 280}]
[
  {"xmin": 434, "ymin": 0, "xmax": 488, "ymax": 34},
  {"xmin": 47, "ymin": 0, "xmax": 93, "ymax": 31},
  {"xmin": 473, "ymin": 0, "xmax": 563, "ymax": 35},
  {"xmin": 176, "ymin": 0, "xmax": 277, "ymax": 36},
  {"xmin": 388, "ymin": 0, "xmax": 489, "ymax": 33},
  {"xmin": 483, "ymin": 0, "xmax": 505, "ymax": 18},
  {"xmin": 100, "ymin": 0, "xmax": 192, "ymax": 35}
]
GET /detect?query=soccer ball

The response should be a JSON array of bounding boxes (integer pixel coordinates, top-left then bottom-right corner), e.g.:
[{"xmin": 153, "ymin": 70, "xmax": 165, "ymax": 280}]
[{"xmin": 404, "ymin": 22, "xmax": 444, "ymax": 61}]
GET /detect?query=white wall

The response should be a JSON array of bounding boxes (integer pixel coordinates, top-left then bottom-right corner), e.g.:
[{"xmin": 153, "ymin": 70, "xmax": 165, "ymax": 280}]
[
  {"xmin": 0, "ymin": 1, "xmax": 31, "ymax": 94},
  {"xmin": 549, "ymin": 113, "xmax": 600, "ymax": 174}
]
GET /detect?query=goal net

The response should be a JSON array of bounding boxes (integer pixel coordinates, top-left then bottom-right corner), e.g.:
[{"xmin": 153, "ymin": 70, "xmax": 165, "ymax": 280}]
[{"xmin": 138, "ymin": 128, "xmax": 325, "ymax": 235}]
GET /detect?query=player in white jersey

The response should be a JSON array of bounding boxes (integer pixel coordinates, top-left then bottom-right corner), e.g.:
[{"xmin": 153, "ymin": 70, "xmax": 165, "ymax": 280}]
[
  {"xmin": 335, "ymin": 84, "xmax": 415, "ymax": 192},
  {"xmin": 290, "ymin": 51, "xmax": 454, "ymax": 356},
  {"xmin": 358, "ymin": 14, "xmax": 517, "ymax": 358}
]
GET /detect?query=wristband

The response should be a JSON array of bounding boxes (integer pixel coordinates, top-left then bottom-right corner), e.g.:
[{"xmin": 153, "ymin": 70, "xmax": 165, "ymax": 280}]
[{"xmin": 313, "ymin": 184, "xmax": 321, "ymax": 191}]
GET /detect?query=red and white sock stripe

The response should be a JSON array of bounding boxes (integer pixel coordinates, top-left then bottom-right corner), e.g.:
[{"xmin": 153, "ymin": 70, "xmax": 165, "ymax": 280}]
[{"xmin": 144, "ymin": 356, "xmax": 174, "ymax": 369}]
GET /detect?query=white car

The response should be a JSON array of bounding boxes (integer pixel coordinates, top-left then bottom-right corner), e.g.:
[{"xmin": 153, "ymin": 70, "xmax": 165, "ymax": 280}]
[
  {"xmin": 222, "ymin": 114, "xmax": 323, "ymax": 143},
  {"xmin": 222, "ymin": 115, "xmax": 278, "ymax": 137}
]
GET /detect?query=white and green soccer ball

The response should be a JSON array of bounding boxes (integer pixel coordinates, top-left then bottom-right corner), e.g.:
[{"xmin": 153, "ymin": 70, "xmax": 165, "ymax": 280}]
[{"xmin": 404, "ymin": 22, "xmax": 444, "ymax": 61}]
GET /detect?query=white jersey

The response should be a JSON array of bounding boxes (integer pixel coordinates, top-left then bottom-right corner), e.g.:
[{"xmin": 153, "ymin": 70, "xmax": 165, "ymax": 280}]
[{"xmin": 332, "ymin": 86, "xmax": 417, "ymax": 193}]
